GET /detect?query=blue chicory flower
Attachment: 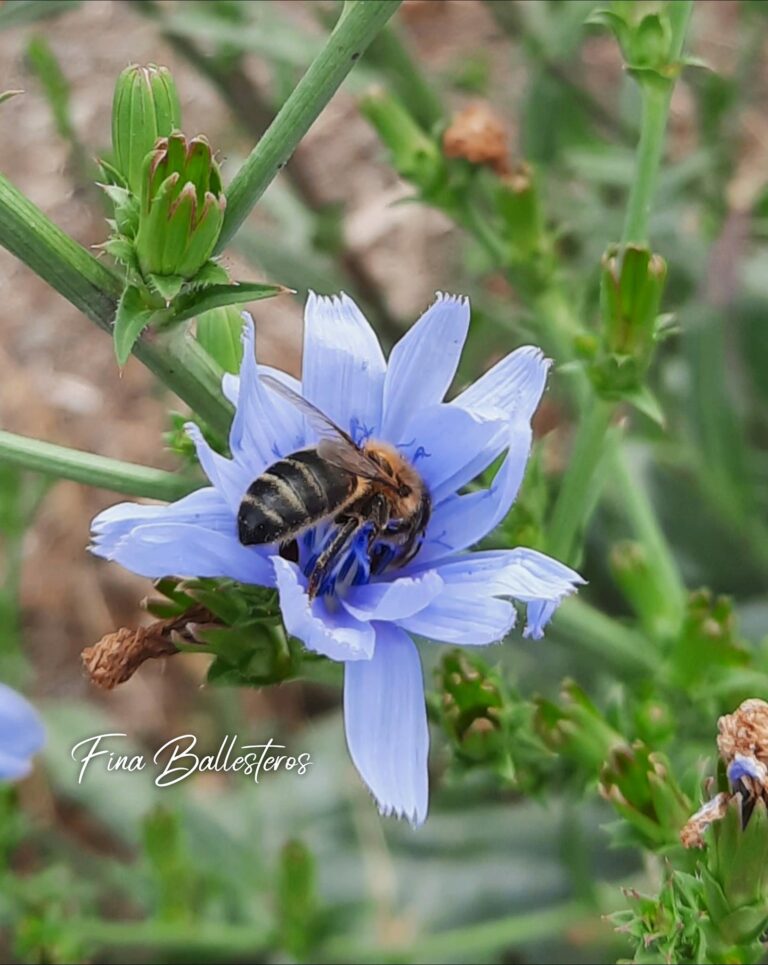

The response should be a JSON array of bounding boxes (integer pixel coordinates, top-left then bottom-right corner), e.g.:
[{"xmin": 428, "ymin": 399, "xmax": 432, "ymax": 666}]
[
  {"xmin": 91, "ymin": 292, "xmax": 583, "ymax": 824},
  {"xmin": 0, "ymin": 682, "xmax": 45, "ymax": 780}
]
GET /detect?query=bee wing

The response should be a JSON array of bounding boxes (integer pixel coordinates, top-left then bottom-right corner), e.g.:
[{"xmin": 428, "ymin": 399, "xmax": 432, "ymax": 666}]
[
  {"xmin": 315, "ymin": 438, "xmax": 394, "ymax": 483},
  {"xmin": 260, "ymin": 374, "xmax": 356, "ymax": 445},
  {"xmin": 260, "ymin": 374, "xmax": 394, "ymax": 485}
]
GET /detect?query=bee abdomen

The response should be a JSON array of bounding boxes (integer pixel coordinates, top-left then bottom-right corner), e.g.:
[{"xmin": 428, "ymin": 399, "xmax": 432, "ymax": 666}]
[{"xmin": 238, "ymin": 449, "xmax": 356, "ymax": 546}]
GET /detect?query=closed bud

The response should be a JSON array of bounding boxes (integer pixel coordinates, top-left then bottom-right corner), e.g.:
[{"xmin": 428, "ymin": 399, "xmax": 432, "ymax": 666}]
[
  {"xmin": 599, "ymin": 742, "xmax": 691, "ymax": 850},
  {"xmin": 112, "ymin": 64, "xmax": 181, "ymax": 196},
  {"xmin": 134, "ymin": 132, "xmax": 226, "ymax": 287},
  {"xmin": 610, "ymin": 540, "xmax": 677, "ymax": 639},
  {"xmin": 591, "ymin": 243, "xmax": 666, "ymax": 399},
  {"xmin": 535, "ymin": 679, "xmax": 623, "ymax": 777}
]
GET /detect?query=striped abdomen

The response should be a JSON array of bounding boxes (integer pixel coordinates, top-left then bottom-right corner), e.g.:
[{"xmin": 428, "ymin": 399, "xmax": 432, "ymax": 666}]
[{"xmin": 238, "ymin": 449, "xmax": 357, "ymax": 546}]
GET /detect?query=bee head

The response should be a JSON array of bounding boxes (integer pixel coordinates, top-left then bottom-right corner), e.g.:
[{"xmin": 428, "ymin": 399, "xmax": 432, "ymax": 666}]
[{"xmin": 397, "ymin": 483, "xmax": 411, "ymax": 498}]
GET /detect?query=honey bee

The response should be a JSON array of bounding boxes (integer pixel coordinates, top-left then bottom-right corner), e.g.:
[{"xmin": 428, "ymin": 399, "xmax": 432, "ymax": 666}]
[{"xmin": 237, "ymin": 376, "xmax": 431, "ymax": 599}]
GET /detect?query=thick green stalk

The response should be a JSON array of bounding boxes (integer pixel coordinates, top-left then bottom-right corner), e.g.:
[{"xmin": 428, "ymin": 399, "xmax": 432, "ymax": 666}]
[
  {"xmin": 0, "ymin": 430, "xmax": 201, "ymax": 501},
  {"xmin": 0, "ymin": 175, "xmax": 233, "ymax": 437},
  {"xmin": 608, "ymin": 444, "xmax": 686, "ymax": 619},
  {"xmin": 217, "ymin": 0, "xmax": 402, "ymax": 250},
  {"xmin": 547, "ymin": 399, "xmax": 614, "ymax": 564}
]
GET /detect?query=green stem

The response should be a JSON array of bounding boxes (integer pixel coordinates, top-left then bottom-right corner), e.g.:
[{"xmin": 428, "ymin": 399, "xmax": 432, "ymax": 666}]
[
  {"xmin": 366, "ymin": 22, "xmax": 443, "ymax": 130},
  {"xmin": 555, "ymin": 596, "xmax": 657, "ymax": 674},
  {"xmin": 608, "ymin": 443, "xmax": 686, "ymax": 620},
  {"xmin": 217, "ymin": 0, "xmax": 402, "ymax": 251},
  {"xmin": 547, "ymin": 2, "xmax": 693, "ymax": 560},
  {"xmin": 0, "ymin": 430, "xmax": 201, "ymax": 501},
  {"xmin": 321, "ymin": 900, "xmax": 588, "ymax": 964},
  {"xmin": 621, "ymin": 1, "xmax": 694, "ymax": 244},
  {"xmin": 547, "ymin": 398, "xmax": 614, "ymax": 564},
  {"xmin": 0, "ymin": 175, "xmax": 233, "ymax": 437},
  {"xmin": 73, "ymin": 919, "xmax": 270, "ymax": 957}
]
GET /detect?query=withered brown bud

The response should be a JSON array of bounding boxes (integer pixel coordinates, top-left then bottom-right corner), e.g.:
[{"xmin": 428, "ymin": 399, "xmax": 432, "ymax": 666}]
[
  {"xmin": 717, "ymin": 698, "xmax": 768, "ymax": 767},
  {"xmin": 442, "ymin": 102, "xmax": 511, "ymax": 176},
  {"xmin": 82, "ymin": 604, "xmax": 216, "ymax": 690}
]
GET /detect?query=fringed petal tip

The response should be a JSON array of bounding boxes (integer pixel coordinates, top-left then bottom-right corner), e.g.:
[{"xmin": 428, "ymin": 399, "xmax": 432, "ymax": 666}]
[
  {"xmin": 433, "ymin": 290, "xmax": 470, "ymax": 310},
  {"xmin": 377, "ymin": 798, "xmax": 427, "ymax": 828},
  {"xmin": 522, "ymin": 592, "xmax": 575, "ymax": 641}
]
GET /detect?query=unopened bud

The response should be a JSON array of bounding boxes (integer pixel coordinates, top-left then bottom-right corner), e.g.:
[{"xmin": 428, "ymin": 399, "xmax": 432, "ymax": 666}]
[{"xmin": 112, "ymin": 64, "xmax": 181, "ymax": 196}]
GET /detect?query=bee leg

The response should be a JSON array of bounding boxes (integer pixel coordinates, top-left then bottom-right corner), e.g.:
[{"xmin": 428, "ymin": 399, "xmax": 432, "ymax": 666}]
[
  {"xmin": 364, "ymin": 494, "xmax": 390, "ymax": 552},
  {"xmin": 307, "ymin": 516, "xmax": 361, "ymax": 599}
]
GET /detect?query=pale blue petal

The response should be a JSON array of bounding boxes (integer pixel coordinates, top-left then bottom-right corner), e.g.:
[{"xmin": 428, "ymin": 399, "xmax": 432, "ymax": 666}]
[
  {"xmin": 728, "ymin": 754, "xmax": 766, "ymax": 785},
  {"xmin": 344, "ymin": 624, "xmax": 428, "ymax": 825},
  {"xmin": 453, "ymin": 345, "xmax": 550, "ymax": 420},
  {"xmin": 96, "ymin": 521, "xmax": 274, "ymax": 583},
  {"xmin": 397, "ymin": 589, "xmax": 516, "ymax": 645},
  {"xmin": 422, "ymin": 547, "xmax": 584, "ymax": 641},
  {"xmin": 426, "ymin": 547, "xmax": 585, "ymax": 599},
  {"xmin": 341, "ymin": 570, "xmax": 443, "ymax": 622},
  {"xmin": 523, "ymin": 600, "xmax": 559, "ymax": 640},
  {"xmin": 382, "ymin": 293, "xmax": 470, "ymax": 437},
  {"xmin": 0, "ymin": 684, "xmax": 45, "ymax": 781},
  {"xmin": 273, "ymin": 557, "xmax": 375, "ymax": 662},
  {"xmin": 301, "ymin": 292, "xmax": 386, "ymax": 441},
  {"xmin": 228, "ymin": 315, "xmax": 305, "ymax": 475},
  {"xmin": 185, "ymin": 423, "xmax": 253, "ymax": 513},
  {"xmin": 91, "ymin": 487, "xmax": 230, "ymax": 557},
  {"xmin": 395, "ymin": 403, "xmax": 507, "ymax": 502},
  {"xmin": 414, "ymin": 420, "xmax": 533, "ymax": 565}
]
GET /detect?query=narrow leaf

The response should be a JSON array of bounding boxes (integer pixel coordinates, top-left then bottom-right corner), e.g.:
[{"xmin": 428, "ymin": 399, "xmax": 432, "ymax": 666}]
[
  {"xmin": 168, "ymin": 282, "xmax": 289, "ymax": 325},
  {"xmin": 113, "ymin": 285, "xmax": 154, "ymax": 366}
]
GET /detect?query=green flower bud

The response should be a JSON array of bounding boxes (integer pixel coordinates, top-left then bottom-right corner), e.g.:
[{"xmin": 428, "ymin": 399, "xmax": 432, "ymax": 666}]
[
  {"xmin": 610, "ymin": 540, "xmax": 678, "ymax": 640},
  {"xmin": 112, "ymin": 64, "xmax": 181, "ymax": 196},
  {"xmin": 134, "ymin": 133, "xmax": 226, "ymax": 285},
  {"xmin": 535, "ymin": 679, "xmax": 623, "ymax": 777},
  {"xmin": 590, "ymin": 243, "xmax": 667, "ymax": 399},
  {"xmin": 599, "ymin": 742, "xmax": 692, "ymax": 850},
  {"xmin": 436, "ymin": 651, "xmax": 548, "ymax": 789}
]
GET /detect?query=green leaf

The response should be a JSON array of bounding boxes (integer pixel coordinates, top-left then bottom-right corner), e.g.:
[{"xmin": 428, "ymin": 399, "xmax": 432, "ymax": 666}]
[
  {"xmin": 147, "ymin": 272, "xmax": 185, "ymax": 302},
  {"xmin": 25, "ymin": 34, "xmax": 74, "ymax": 142},
  {"xmin": 625, "ymin": 384, "xmax": 666, "ymax": 428},
  {"xmin": 167, "ymin": 281, "xmax": 289, "ymax": 325},
  {"xmin": 188, "ymin": 259, "xmax": 230, "ymax": 289},
  {"xmin": 113, "ymin": 285, "xmax": 155, "ymax": 366}
]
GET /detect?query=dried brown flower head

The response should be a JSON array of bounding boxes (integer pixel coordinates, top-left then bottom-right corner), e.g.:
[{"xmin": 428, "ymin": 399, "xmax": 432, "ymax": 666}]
[
  {"xmin": 82, "ymin": 604, "xmax": 216, "ymax": 690},
  {"xmin": 443, "ymin": 102, "xmax": 510, "ymax": 176},
  {"xmin": 681, "ymin": 699, "xmax": 768, "ymax": 848}
]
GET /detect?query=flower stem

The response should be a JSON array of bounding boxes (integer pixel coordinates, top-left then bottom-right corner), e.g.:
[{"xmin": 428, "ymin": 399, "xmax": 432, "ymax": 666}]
[
  {"xmin": 547, "ymin": 2, "xmax": 692, "ymax": 561},
  {"xmin": 322, "ymin": 900, "xmax": 589, "ymax": 963},
  {"xmin": 547, "ymin": 398, "xmax": 614, "ymax": 564},
  {"xmin": 217, "ymin": 0, "xmax": 402, "ymax": 252},
  {"xmin": 621, "ymin": 1, "xmax": 693, "ymax": 244},
  {"xmin": 0, "ymin": 430, "xmax": 201, "ymax": 501},
  {"xmin": 0, "ymin": 174, "xmax": 233, "ymax": 437}
]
